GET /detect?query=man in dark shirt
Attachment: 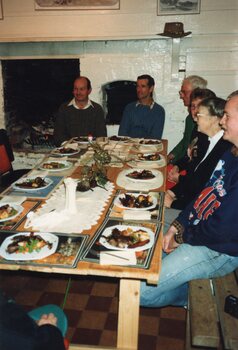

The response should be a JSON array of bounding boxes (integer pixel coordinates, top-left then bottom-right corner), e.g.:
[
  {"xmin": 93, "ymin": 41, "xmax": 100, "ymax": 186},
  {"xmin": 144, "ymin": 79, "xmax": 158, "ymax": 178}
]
[{"xmin": 54, "ymin": 76, "xmax": 107, "ymax": 146}]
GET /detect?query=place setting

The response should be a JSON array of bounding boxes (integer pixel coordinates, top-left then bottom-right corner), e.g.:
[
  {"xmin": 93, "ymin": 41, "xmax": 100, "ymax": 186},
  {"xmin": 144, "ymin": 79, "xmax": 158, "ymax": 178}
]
[
  {"xmin": 81, "ymin": 218, "xmax": 161, "ymax": 268},
  {"xmin": 127, "ymin": 151, "xmax": 166, "ymax": 169},
  {"xmin": 108, "ymin": 190, "xmax": 164, "ymax": 223},
  {"xmin": 116, "ymin": 167, "xmax": 164, "ymax": 191}
]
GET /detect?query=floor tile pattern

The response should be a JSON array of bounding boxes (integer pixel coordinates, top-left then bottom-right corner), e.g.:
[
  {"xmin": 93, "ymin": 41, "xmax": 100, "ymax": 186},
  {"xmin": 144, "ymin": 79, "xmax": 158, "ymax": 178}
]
[{"xmin": 0, "ymin": 271, "xmax": 186, "ymax": 349}]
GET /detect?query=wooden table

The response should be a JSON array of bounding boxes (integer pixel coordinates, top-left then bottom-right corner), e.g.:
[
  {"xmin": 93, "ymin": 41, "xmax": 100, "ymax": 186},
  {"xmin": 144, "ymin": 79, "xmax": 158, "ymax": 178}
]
[{"xmin": 0, "ymin": 139, "xmax": 167, "ymax": 350}]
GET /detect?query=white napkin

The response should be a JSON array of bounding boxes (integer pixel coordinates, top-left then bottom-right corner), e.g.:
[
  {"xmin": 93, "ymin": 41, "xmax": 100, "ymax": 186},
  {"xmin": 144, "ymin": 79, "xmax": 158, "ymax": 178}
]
[
  {"xmin": 100, "ymin": 250, "xmax": 137, "ymax": 266},
  {"xmin": 29, "ymin": 170, "xmax": 49, "ymax": 177},
  {"xmin": 123, "ymin": 210, "xmax": 151, "ymax": 221},
  {"xmin": 64, "ymin": 178, "xmax": 77, "ymax": 213},
  {"xmin": 0, "ymin": 196, "xmax": 27, "ymax": 205}
]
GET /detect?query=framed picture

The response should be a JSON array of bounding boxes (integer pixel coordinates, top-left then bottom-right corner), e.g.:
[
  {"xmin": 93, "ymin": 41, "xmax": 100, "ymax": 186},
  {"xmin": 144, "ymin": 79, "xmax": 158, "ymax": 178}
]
[
  {"xmin": 0, "ymin": 0, "xmax": 3, "ymax": 20},
  {"xmin": 157, "ymin": 0, "xmax": 201, "ymax": 16},
  {"xmin": 35, "ymin": 0, "xmax": 120, "ymax": 11}
]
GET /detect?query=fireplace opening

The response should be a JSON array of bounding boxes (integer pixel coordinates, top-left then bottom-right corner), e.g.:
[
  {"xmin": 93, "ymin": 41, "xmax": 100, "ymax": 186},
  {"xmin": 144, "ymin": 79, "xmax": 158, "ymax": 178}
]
[{"xmin": 1, "ymin": 58, "xmax": 80, "ymax": 149}]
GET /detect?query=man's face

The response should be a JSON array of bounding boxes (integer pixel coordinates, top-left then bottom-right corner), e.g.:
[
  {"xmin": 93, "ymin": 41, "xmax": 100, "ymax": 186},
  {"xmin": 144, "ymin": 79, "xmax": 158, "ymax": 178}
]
[
  {"xmin": 136, "ymin": 79, "xmax": 154, "ymax": 101},
  {"xmin": 179, "ymin": 80, "xmax": 193, "ymax": 107},
  {"xmin": 73, "ymin": 78, "xmax": 91, "ymax": 104},
  {"xmin": 220, "ymin": 96, "xmax": 238, "ymax": 147}
]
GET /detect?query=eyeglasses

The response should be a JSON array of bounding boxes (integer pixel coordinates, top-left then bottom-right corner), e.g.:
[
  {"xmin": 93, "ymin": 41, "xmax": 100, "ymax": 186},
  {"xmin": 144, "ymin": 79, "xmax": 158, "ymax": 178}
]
[{"xmin": 179, "ymin": 90, "xmax": 192, "ymax": 95}]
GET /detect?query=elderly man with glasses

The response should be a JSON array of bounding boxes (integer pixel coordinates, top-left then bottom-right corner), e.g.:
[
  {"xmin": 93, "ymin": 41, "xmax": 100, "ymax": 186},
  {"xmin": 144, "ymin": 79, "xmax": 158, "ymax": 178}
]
[{"xmin": 167, "ymin": 75, "xmax": 208, "ymax": 164}]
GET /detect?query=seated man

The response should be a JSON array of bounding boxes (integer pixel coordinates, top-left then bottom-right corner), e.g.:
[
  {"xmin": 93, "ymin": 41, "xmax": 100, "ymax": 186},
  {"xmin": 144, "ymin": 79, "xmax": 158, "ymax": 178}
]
[
  {"xmin": 53, "ymin": 76, "xmax": 107, "ymax": 146},
  {"xmin": 168, "ymin": 75, "xmax": 208, "ymax": 164},
  {"xmin": 118, "ymin": 74, "xmax": 165, "ymax": 139},
  {"xmin": 140, "ymin": 90, "xmax": 238, "ymax": 308}
]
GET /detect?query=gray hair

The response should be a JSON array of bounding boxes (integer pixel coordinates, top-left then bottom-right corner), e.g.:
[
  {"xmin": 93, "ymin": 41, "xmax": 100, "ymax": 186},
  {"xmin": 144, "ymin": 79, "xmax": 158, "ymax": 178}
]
[{"xmin": 184, "ymin": 75, "xmax": 207, "ymax": 89}]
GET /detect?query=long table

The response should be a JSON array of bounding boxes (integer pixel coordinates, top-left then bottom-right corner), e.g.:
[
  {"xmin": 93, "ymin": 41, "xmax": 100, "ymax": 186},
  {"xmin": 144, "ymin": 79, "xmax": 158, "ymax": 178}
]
[{"xmin": 0, "ymin": 139, "xmax": 167, "ymax": 350}]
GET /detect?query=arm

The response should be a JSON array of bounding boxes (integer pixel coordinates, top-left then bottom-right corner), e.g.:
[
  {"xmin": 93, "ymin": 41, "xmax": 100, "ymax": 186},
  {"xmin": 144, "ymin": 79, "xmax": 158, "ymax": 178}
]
[
  {"xmin": 53, "ymin": 105, "xmax": 69, "ymax": 146},
  {"xmin": 118, "ymin": 104, "xmax": 131, "ymax": 136},
  {"xmin": 169, "ymin": 114, "xmax": 195, "ymax": 163},
  {"xmin": 150, "ymin": 105, "xmax": 165, "ymax": 139},
  {"xmin": 93, "ymin": 104, "xmax": 107, "ymax": 137}
]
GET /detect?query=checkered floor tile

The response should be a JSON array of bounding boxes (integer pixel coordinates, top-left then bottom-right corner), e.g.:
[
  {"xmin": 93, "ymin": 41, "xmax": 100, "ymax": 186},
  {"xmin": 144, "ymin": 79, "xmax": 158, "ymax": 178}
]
[{"xmin": 0, "ymin": 271, "xmax": 186, "ymax": 349}]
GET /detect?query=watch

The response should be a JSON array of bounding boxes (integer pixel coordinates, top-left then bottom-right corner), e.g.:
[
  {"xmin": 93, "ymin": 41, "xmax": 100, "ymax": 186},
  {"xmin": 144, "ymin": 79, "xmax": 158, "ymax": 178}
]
[{"xmin": 174, "ymin": 232, "xmax": 184, "ymax": 244}]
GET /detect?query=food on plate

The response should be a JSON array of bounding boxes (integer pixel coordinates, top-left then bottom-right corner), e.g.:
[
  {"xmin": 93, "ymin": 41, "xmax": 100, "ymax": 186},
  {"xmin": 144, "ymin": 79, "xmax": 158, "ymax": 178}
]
[
  {"xmin": 139, "ymin": 139, "xmax": 161, "ymax": 145},
  {"xmin": 0, "ymin": 204, "xmax": 17, "ymax": 220},
  {"xmin": 119, "ymin": 193, "xmax": 153, "ymax": 209},
  {"xmin": 137, "ymin": 152, "xmax": 161, "ymax": 161},
  {"xmin": 54, "ymin": 147, "xmax": 78, "ymax": 154},
  {"xmin": 6, "ymin": 232, "xmax": 53, "ymax": 255},
  {"xmin": 109, "ymin": 135, "xmax": 130, "ymax": 141},
  {"xmin": 77, "ymin": 136, "xmax": 96, "ymax": 142},
  {"xmin": 126, "ymin": 169, "xmax": 155, "ymax": 180},
  {"xmin": 41, "ymin": 161, "xmax": 67, "ymax": 169},
  {"xmin": 102, "ymin": 227, "xmax": 150, "ymax": 249},
  {"xmin": 14, "ymin": 177, "xmax": 47, "ymax": 189}
]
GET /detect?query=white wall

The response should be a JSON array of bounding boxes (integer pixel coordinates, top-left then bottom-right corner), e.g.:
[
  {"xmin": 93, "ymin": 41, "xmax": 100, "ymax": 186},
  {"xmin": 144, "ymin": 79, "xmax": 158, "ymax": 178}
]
[{"xmin": 0, "ymin": 0, "xmax": 238, "ymax": 152}]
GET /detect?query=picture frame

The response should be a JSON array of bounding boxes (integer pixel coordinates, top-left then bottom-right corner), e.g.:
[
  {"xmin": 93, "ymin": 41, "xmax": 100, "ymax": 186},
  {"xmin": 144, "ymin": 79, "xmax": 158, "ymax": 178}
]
[
  {"xmin": 0, "ymin": 0, "xmax": 3, "ymax": 20},
  {"xmin": 35, "ymin": 0, "xmax": 120, "ymax": 11},
  {"xmin": 157, "ymin": 0, "xmax": 201, "ymax": 16}
]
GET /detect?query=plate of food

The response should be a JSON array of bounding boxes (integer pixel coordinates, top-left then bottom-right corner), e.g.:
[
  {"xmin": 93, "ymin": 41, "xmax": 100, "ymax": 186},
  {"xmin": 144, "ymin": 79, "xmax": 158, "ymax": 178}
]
[
  {"xmin": 52, "ymin": 147, "xmax": 79, "ymax": 156},
  {"xmin": 125, "ymin": 169, "xmax": 156, "ymax": 182},
  {"xmin": 12, "ymin": 177, "xmax": 53, "ymax": 192},
  {"xmin": 77, "ymin": 136, "xmax": 96, "ymax": 144},
  {"xmin": 138, "ymin": 139, "xmax": 163, "ymax": 152},
  {"xmin": 114, "ymin": 192, "xmax": 157, "ymax": 210},
  {"xmin": 137, "ymin": 152, "xmax": 161, "ymax": 162},
  {"xmin": 0, "ymin": 232, "xmax": 59, "ymax": 261},
  {"xmin": 109, "ymin": 135, "xmax": 132, "ymax": 143},
  {"xmin": 0, "ymin": 203, "xmax": 24, "ymax": 222},
  {"xmin": 39, "ymin": 160, "xmax": 73, "ymax": 172},
  {"xmin": 99, "ymin": 225, "xmax": 154, "ymax": 252}
]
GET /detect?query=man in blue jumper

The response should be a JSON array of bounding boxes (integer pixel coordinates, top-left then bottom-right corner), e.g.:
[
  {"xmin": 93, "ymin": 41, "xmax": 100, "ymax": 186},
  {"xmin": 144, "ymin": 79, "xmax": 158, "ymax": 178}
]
[
  {"xmin": 140, "ymin": 90, "xmax": 238, "ymax": 308},
  {"xmin": 118, "ymin": 74, "xmax": 165, "ymax": 139}
]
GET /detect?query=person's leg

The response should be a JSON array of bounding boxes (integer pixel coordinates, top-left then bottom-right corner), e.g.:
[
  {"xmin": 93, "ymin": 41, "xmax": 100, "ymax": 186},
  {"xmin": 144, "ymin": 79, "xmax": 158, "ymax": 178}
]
[
  {"xmin": 141, "ymin": 243, "xmax": 238, "ymax": 308},
  {"xmin": 28, "ymin": 304, "xmax": 68, "ymax": 336}
]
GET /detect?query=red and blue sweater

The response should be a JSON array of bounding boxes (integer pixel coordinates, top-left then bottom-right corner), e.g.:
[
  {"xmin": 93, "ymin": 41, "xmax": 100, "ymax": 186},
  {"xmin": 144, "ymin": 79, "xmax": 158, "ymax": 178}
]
[{"xmin": 177, "ymin": 146, "xmax": 238, "ymax": 256}]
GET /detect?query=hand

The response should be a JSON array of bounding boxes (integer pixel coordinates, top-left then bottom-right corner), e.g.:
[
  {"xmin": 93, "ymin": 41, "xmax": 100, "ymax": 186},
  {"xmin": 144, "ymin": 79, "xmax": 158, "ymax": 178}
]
[
  {"xmin": 164, "ymin": 190, "xmax": 175, "ymax": 208},
  {"xmin": 167, "ymin": 153, "xmax": 175, "ymax": 164},
  {"xmin": 168, "ymin": 165, "xmax": 179, "ymax": 183},
  {"xmin": 37, "ymin": 313, "xmax": 58, "ymax": 327},
  {"xmin": 163, "ymin": 225, "xmax": 180, "ymax": 253}
]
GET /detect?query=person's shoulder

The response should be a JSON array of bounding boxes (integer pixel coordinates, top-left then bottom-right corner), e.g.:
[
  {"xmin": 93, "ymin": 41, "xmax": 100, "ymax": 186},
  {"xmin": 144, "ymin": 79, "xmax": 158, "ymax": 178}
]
[
  {"xmin": 153, "ymin": 102, "xmax": 165, "ymax": 112},
  {"xmin": 90, "ymin": 100, "xmax": 103, "ymax": 110},
  {"xmin": 124, "ymin": 101, "xmax": 137, "ymax": 111},
  {"xmin": 58, "ymin": 101, "xmax": 72, "ymax": 112}
]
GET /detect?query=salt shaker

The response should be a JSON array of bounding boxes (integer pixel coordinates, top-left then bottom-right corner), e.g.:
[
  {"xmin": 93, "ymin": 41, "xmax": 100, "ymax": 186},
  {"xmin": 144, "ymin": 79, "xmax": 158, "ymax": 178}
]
[{"xmin": 64, "ymin": 177, "xmax": 77, "ymax": 214}]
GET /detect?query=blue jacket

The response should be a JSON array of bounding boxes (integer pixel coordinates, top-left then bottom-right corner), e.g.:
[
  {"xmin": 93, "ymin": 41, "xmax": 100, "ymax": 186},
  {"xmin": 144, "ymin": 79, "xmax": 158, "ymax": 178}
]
[
  {"xmin": 118, "ymin": 101, "xmax": 165, "ymax": 139},
  {"xmin": 176, "ymin": 147, "xmax": 238, "ymax": 256}
]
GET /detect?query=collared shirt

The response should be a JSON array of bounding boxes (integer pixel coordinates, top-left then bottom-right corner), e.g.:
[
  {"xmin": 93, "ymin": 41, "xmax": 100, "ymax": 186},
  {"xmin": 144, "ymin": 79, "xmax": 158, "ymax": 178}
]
[
  {"xmin": 195, "ymin": 129, "xmax": 224, "ymax": 170},
  {"xmin": 135, "ymin": 100, "xmax": 155, "ymax": 110},
  {"xmin": 68, "ymin": 98, "xmax": 94, "ymax": 110}
]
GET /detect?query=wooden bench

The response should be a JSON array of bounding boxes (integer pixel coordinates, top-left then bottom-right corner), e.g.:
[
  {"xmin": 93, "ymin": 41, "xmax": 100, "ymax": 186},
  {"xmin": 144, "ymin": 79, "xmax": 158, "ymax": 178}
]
[{"xmin": 186, "ymin": 269, "xmax": 238, "ymax": 350}]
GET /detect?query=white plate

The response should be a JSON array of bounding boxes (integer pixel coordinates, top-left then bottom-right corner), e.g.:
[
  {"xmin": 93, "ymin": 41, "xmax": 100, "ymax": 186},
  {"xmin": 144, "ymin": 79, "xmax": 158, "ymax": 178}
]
[
  {"xmin": 114, "ymin": 192, "xmax": 157, "ymax": 211},
  {"xmin": 12, "ymin": 177, "xmax": 53, "ymax": 192},
  {"xmin": 52, "ymin": 147, "xmax": 79, "ymax": 156},
  {"xmin": 137, "ymin": 152, "xmax": 162, "ymax": 162},
  {"xmin": 99, "ymin": 225, "xmax": 154, "ymax": 252},
  {"xmin": 39, "ymin": 160, "xmax": 73, "ymax": 172},
  {"xmin": 124, "ymin": 168, "xmax": 157, "ymax": 183},
  {"xmin": 0, "ymin": 232, "xmax": 59, "ymax": 261},
  {"xmin": 0, "ymin": 203, "xmax": 24, "ymax": 222}
]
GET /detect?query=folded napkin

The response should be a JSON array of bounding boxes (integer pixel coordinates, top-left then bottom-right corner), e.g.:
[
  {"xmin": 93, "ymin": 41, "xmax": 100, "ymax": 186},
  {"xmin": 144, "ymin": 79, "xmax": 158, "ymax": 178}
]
[
  {"xmin": 0, "ymin": 195, "xmax": 27, "ymax": 205},
  {"xmin": 100, "ymin": 250, "xmax": 137, "ymax": 266},
  {"xmin": 123, "ymin": 210, "xmax": 151, "ymax": 221}
]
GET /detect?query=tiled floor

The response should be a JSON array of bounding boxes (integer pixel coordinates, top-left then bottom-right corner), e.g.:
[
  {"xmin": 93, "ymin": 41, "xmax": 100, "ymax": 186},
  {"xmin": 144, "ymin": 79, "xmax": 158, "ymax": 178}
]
[{"xmin": 0, "ymin": 270, "xmax": 186, "ymax": 350}]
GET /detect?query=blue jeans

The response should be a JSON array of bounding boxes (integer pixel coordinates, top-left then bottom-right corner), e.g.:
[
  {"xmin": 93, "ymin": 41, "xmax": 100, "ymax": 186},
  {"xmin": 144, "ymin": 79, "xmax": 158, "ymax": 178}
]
[{"xmin": 140, "ymin": 243, "xmax": 238, "ymax": 308}]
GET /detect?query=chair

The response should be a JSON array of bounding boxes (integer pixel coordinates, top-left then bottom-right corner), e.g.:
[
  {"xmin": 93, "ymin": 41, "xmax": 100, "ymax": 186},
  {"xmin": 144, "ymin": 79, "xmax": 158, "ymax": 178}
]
[{"xmin": 0, "ymin": 129, "xmax": 29, "ymax": 192}]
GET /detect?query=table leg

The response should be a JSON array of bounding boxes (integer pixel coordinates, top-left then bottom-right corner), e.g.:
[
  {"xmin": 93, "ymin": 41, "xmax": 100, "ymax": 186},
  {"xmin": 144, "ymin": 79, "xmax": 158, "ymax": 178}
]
[{"xmin": 117, "ymin": 279, "xmax": 140, "ymax": 350}]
